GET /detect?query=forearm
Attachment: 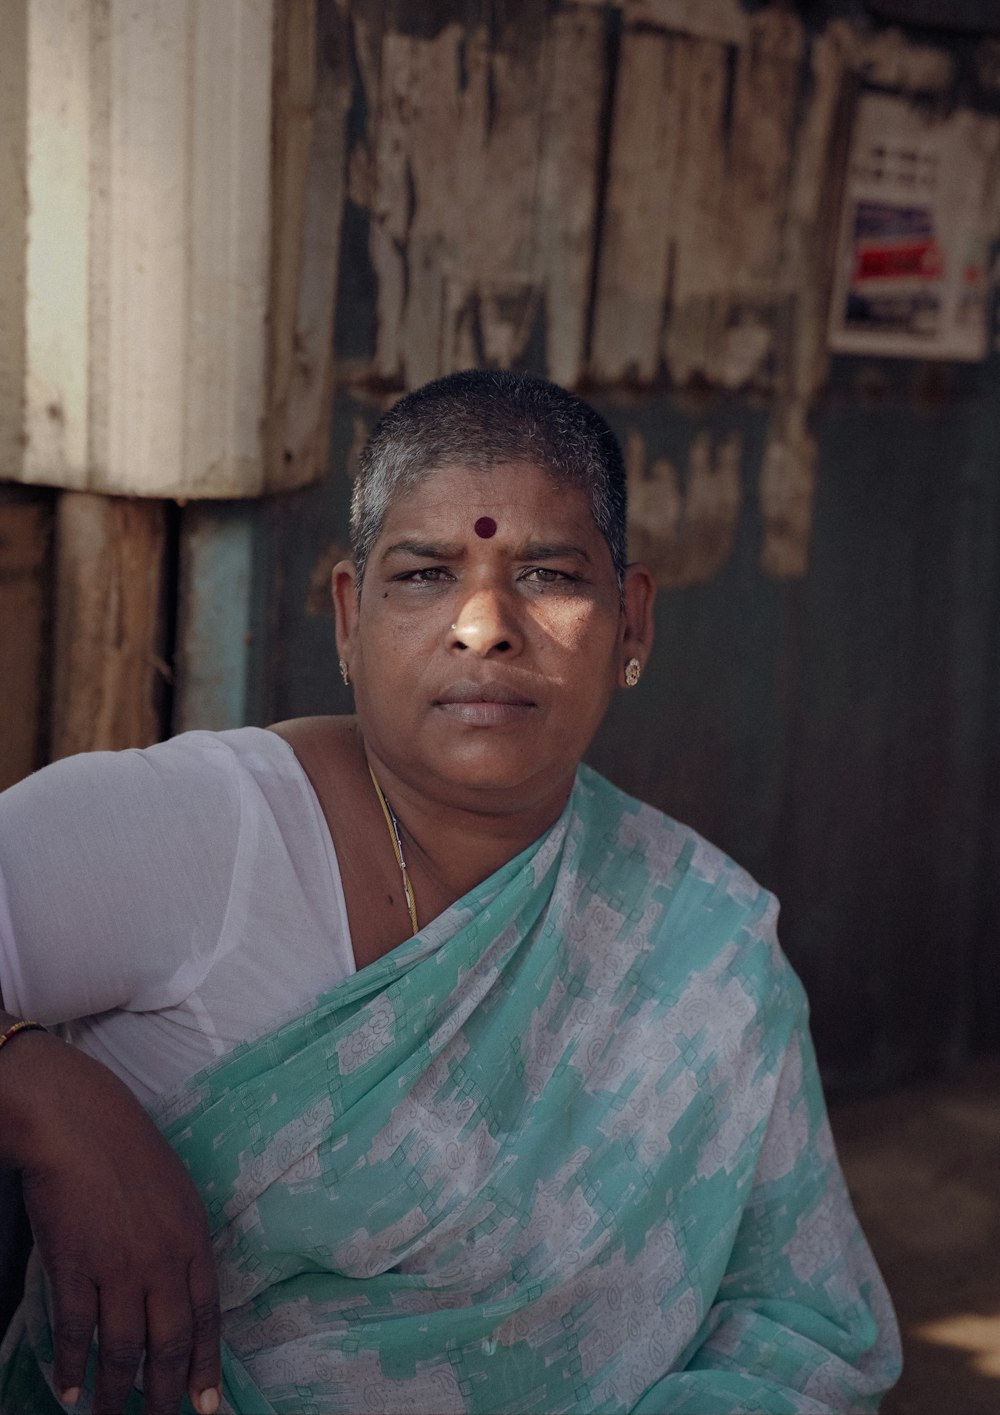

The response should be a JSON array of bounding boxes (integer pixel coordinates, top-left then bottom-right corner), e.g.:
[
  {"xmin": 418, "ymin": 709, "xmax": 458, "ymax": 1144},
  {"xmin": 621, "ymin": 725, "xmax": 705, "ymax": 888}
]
[
  {"xmin": 0, "ymin": 1007, "xmax": 68, "ymax": 1169},
  {"xmin": 0, "ymin": 1003, "xmax": 223, "ymax": 1414}
]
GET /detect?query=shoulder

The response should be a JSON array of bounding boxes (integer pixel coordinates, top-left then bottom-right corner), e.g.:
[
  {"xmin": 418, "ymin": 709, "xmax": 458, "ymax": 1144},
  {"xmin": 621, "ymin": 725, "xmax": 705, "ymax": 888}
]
[
  {"xmin": 572, "ymin": 763, "xmax": 800, "ymax": 1015},
  {"xmin": 0, "ymin": 731, "xmax": 297, "ymax": 884},
  {"xmin": 573, "ymin": 762, "xmax": 775, "ymax": 922},
  {"xmin": 2, "ymin": 725, "xmax": 296, "ymax": 805},
  {"xmin": 0, "ymin": 726, "xmax": 315, "ymax": 880}
]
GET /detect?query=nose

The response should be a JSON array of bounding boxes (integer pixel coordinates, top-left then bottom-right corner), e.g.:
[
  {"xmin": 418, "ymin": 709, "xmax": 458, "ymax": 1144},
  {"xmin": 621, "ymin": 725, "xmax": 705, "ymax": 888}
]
[{"xmin": 449, "ymin": 587, "xmax": 524, "ymax": 657}]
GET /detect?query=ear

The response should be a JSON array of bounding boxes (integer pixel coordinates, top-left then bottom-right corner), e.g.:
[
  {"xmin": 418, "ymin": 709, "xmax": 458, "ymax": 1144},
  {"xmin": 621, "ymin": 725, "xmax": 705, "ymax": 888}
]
[
  {"xmin": 618, "ymin": 562, "xmax": 656, "ymax": 685},
  {"xmin": 332, "ymin": 560, "xmax": 360, "ymax": 664}
]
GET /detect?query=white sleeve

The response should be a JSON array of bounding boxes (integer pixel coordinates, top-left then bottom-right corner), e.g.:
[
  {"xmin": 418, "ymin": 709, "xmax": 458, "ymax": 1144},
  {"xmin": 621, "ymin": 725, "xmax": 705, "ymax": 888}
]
[{"xmin": 0, "ymin": 736, "xmax": 244, "ymax": 1023}]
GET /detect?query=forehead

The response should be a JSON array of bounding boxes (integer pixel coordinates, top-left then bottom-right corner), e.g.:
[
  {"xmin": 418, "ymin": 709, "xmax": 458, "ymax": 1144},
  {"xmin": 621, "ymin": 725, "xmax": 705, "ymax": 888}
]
[{"xmin": 378, "ymin": 460, "xmax": 597, "ymax": 534}]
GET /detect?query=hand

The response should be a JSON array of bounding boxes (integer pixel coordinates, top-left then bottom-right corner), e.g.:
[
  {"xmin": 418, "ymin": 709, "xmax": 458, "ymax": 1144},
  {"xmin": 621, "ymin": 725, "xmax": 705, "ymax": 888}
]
[{"xmin": 3, "ymin": 1034, "xmax": 221, "ymax": 1415}]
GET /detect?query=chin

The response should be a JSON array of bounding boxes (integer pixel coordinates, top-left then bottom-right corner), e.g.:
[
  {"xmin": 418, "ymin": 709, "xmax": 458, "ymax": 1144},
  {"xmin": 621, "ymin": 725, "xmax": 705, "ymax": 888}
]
[{"xmin": 433, "ymin": 746, "xmax": 576, "ymax": 805}]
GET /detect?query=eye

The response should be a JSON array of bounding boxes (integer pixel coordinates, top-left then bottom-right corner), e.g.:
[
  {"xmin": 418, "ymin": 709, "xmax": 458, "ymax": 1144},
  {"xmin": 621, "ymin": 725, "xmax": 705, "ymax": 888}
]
[
  {"xmin": 520, "ymin": 567, "xmax": 578, "ymax": 586},
  {"xmin": 396, "ymin": 566, "xmax": 454, "ymax": 584}
]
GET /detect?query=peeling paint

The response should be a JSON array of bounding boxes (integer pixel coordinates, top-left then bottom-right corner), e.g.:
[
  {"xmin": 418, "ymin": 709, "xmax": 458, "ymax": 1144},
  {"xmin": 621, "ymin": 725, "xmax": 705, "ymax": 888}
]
[
  {"xmin": 626, "ymin": 425, "xmax": 743, "ymax": 587},
  {"xmin": 860, "ymin": 27, "xmax": 956, "ymax": 93},
  {"xmin": 366, "ymin": 10, "xmax": 601, "ymax": 389},
  {"xmin": 758, "ymin": 401, "xmax": 817, "ymax": 581},
  {"xmin": 623, "ymin": 0, "xmax": 749, "ymax": 47},
  {"xmin": 0, "ymin": 493, "xmax": 50, "ymax": 789}
]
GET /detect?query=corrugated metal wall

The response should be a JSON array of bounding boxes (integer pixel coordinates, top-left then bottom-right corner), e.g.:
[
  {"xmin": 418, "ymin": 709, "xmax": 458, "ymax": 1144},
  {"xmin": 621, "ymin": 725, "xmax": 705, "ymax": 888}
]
[
  {"xmin": 4, "ymin": 0, "xmax": 1000, "ymax": 1098},
  {"xmin": 243, "ymin": 352, "xmax": 1000, "ymax": 1099},
  {"xmin": 236, "ymin": 1, "xmax": 1000, "ymax": 1097}
]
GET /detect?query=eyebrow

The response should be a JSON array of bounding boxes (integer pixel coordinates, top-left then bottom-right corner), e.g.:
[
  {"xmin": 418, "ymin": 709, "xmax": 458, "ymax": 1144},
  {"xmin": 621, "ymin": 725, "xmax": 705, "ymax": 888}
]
[
  {"xmin": 380, "ymin": 539, "xmax": 464, "ymax": 562},
  {"xmin": 379, "ymin": 539, "xmax": 593, "ymax": 564}
]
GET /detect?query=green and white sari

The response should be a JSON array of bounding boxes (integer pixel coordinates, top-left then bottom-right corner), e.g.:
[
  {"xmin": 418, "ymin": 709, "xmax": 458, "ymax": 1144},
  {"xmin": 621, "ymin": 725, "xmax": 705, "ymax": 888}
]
[{"xmin": 2, "ymin": 765, "xmax": 901, "ymax": 1413}]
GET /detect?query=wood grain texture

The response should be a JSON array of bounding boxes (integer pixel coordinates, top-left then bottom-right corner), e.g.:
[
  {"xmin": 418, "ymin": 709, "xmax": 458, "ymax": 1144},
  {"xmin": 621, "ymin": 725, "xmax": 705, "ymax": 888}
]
[
  {"xmin": 590, "ymin": 25, "xmax": 685, "ymax": 383},
  {"xmin": 594, "ymin": 8, "xmax": 808, "ymax": 392},
  {"xmin": 266, "ymin": 0, "xmax": 352, "ymax": 492},
  {"xmin": 0, "ymin": 489, "xmax": 52, "ymax": 790},
  {"xmin": 536, "ymin": 4, "xmax": 606, "ymax": 387},
  {"xmin": 357, "ymin": 1, "xmax": 604, "ymax": 389},
  {"xmin": 860, "ymin": 25, "xmax": 956, "ymax": 92},
  {"xmin": 622, "ymin": 0, "xmax": 747, "ymax": 45},
  {"xmin": 50, "ymin": 492, "xmax": 168, "ymax": 758}
]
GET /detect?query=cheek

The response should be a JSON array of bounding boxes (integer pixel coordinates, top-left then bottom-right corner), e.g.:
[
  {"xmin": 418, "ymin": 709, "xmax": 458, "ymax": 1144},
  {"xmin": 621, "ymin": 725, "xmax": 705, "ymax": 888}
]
[{"xmin": 539, "ymin": 601, "xmax": 619, "ymax": 655}]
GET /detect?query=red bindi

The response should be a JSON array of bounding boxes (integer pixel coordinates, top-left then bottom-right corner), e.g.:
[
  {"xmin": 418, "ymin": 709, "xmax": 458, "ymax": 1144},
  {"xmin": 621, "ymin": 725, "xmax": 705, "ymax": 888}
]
[{"xmin": 474, "ymin": 516, "xmax": 497, "ymax": 539}]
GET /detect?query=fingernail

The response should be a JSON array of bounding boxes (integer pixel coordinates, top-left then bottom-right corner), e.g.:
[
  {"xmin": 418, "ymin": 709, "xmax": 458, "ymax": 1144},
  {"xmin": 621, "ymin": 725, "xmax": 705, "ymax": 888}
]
[
  {"xmin": 60, "ymin": 1390, "xmax": 80, "ymax": 1409},
  {"xmin": 196, "ymin": 1388, "xmax": 220, "ymax": 1415}
]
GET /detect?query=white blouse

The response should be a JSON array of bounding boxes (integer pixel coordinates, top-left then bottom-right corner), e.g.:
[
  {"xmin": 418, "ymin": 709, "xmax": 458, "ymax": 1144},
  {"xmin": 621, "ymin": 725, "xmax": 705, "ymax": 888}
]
[{"xmin": 0, "ymin": 729, "xmax": 355, "ymax": 1105}]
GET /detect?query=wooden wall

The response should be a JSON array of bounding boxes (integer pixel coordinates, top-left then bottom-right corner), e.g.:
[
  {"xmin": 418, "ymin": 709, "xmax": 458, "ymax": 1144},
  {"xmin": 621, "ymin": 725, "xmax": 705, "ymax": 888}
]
[{"xmin": 4, "ymin": 0, "xmax": 1000, "ymax": 1094}]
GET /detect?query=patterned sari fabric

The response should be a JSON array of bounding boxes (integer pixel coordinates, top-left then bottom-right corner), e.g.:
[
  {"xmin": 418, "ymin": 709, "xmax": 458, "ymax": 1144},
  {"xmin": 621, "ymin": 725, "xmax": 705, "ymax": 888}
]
[{"xmin": 2, "ymin": 766, "xmax": 901, "ymax": 1413}]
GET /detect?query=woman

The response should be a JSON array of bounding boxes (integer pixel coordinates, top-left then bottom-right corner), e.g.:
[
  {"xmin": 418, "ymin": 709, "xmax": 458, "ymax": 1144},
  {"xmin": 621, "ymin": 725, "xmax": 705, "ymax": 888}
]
[{"xmin": 0, "ymin": 370, "xmax": 900, "ymax": 1414}]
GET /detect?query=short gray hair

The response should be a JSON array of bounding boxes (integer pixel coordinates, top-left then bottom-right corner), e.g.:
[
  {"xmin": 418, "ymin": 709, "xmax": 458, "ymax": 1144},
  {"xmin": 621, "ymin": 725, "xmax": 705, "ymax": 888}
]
[{"xmin": 350, "ymin": 369, "xmax": 627, "ymax": 592}]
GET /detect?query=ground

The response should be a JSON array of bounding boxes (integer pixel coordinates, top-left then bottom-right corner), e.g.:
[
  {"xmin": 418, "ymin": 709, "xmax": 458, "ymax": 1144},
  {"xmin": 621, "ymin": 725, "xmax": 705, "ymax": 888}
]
[{"xmin": 831, "ymin": 1059, "xmax": 1000, "ymax": 1415}]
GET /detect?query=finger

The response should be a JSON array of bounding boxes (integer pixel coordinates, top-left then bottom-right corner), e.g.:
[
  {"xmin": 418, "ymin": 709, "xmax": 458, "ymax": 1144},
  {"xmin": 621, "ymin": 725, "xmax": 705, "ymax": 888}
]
[
  {"xmin": 49, "ymin": 1264, "xmax": 98, "ymax": 1406},
  {"xmin": 143, "ymin": 1276, "xmax": 193, "ymax": 1415},
  {"xmin": 92, "ymin": 1288, "xmax": 145, "ymax": 1415},
  {"xmin": 186, "ymin": 1246, "xmax": 221, "ymax": 1415}
]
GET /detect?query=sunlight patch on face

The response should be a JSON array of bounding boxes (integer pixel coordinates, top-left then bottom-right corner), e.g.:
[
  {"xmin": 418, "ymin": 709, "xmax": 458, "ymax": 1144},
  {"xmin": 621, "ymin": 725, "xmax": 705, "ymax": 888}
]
[{"xmin": 914, "ymin": 1312, "xmax": 1000, "ymax": 1378}]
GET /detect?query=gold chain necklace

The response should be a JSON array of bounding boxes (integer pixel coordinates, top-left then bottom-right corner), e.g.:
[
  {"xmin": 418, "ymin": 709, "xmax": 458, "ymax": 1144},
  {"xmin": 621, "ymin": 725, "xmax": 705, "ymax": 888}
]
[{"xmin": 368, "ymin": 764, "xmax": 419, "ymax": 936}]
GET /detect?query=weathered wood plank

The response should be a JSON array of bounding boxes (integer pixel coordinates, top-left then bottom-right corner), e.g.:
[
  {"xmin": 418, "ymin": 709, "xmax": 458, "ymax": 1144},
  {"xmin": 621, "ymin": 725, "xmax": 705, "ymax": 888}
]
[
  {"xmin": 622, "ymin": 0, "xmax": 748, "ymax": 46},
  {"xmin": 266, "ymin": 0, "xmax": 352, "ymax": 491},
  {"xmin": 535, "ymin": 4, "xmax": 606, "ymax": 387},
  {"xmin": 590, "ymin": 26, "xmax": 683, "ymax": 382},
  {"xmin": 363, "ymin": 2, "xmax": 602, "ymax": 389},
  {"xmin": 594, "ymin": 11, "xmax": 807, "ymax": 390},
  {"xmin": 668, "ymin": 10, "xmax": 805, "ymax": 389},
  {"xmin": 0, "ymin": 488, "xmax": 52, "ymax": 790},
  {"xmin": 657, "ymin": 36, "xmax": 733, "ymax": 386},
  {"xmin": 724, "ymin": 10, "xmax": 804, "ymax": 290},
  {"xmin": 50, "ymin": 492, "xmax": 169, "ymax": 758},
  {"xmin": 748, "ymin": 20, "xmax": 859, "ymax": 583},
  {"xmin": 784, "ymin": 19, "xmax": 859, "ymax": 404},
  {"xmin": 860, "ymin": 25, "xmax": 956, "ymax": 92}
]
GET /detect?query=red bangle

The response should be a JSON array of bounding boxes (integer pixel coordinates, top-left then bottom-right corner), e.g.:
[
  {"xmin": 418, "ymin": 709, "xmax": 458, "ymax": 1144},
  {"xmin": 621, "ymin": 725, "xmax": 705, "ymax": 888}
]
[{"xmin": 0, "ymin": 1020, "xmax": 47, "ymax": 1051}]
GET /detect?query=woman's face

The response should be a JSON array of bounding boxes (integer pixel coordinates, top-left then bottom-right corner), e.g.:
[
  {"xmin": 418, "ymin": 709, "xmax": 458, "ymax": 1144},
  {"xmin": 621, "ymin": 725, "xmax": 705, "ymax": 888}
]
[{"xmin": 334, "ymin": 461, "xmax": 654, "ymax": 816}]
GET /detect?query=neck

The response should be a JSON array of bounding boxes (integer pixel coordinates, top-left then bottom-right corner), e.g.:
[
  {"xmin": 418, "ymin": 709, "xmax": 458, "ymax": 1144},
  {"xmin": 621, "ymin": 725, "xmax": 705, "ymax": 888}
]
[{"xmin": 362, "ymin": 742, "xmax": 574, "ymax": 913}]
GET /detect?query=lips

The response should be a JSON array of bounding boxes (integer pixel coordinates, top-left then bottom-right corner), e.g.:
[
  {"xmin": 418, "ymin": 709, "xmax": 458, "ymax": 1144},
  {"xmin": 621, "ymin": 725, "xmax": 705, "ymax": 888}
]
[
  {"xmin": 436, "ymin": 680, "xmax": 535, "ymax": 707},
  {"xmin": 434, "ymin": 679, "xmax": 536, "ymax": 726}
]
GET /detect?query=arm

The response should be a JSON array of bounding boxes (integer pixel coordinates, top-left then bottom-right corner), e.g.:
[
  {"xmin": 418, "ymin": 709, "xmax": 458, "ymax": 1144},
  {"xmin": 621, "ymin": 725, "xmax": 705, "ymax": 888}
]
[
  {"xmin": 0, "ymin": 1005, "xmax": 222, "ymax": 1415},
  {"xmin": 633, "ymin": 1013, "xmax": 901, "ymax": 1414},
  {"xmin": 0, "ymin": 742, "xmax": 242, "ymax": 1414}
]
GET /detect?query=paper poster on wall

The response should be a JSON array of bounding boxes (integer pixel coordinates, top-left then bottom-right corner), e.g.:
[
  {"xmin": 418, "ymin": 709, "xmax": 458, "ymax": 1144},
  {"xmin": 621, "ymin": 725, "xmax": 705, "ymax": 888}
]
[{"xmin": 829, "ymin": 93, "xmax": 1000, "ymax": 361}]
